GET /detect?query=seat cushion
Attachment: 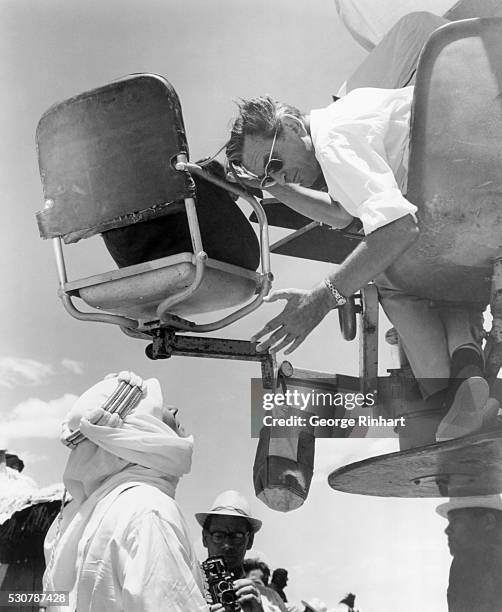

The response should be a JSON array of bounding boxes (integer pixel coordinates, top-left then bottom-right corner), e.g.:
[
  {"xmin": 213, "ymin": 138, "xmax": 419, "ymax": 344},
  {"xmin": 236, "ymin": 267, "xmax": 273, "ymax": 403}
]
[{"xmin": 66, "ymin": 254, "xmax": 260, "ymax": 321}]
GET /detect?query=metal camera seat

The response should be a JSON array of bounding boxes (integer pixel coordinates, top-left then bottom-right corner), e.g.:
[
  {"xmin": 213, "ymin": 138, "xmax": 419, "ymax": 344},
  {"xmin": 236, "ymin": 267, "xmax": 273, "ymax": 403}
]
[{"xmin": 35, "ymin": 74, "xmax": 272, "ymax": 335}]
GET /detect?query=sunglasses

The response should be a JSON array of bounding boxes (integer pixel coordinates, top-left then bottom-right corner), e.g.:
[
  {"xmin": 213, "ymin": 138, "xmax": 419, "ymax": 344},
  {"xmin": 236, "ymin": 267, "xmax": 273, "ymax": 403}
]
[{"xmin": 260, "ymin": 127, "xmax": 283, "ymax": 189}]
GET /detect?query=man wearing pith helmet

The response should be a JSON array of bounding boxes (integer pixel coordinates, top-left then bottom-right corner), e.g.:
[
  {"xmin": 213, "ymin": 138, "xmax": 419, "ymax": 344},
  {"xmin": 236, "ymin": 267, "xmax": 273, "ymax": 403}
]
[
  {"xmin": 196, "ymin": 490, "xmax": 264, "ymax": 611},
  {"xmin": 437, "ymin": 494, "xmax": 502, "ymax": 612}
]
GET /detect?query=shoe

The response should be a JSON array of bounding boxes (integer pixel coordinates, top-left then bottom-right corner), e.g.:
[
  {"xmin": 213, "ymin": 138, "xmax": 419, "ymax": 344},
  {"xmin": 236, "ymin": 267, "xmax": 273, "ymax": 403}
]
[{"xmin": 436, "ymin": 377, "xmax": 490, "ymax": 442}]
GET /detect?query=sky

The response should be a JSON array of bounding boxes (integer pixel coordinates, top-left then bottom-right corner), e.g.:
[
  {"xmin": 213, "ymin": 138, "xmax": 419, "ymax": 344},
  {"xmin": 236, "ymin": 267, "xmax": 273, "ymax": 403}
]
[{"xmin": 0, "ymin": 1, "xmax": 453, "ymax": 610}]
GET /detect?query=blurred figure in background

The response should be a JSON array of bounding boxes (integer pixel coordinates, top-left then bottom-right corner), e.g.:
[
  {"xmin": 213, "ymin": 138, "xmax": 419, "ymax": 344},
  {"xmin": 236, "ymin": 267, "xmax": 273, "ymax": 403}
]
[
  {"xmin": 301, "ymin": 598, "xmax": 328, "ymax": 612},
  {"xmin": 270, "ymin": 568, "xmax": 289, "ymax": 603},
  {"xmin": 333, "ymin": 593, "xmax": 359, "ymax": 612},
  {"xmin": 244, "ymin": 558, "xmax": 287, "ymax": 612},
  {"xmin": 437, "ymin": 495, "xmax": 502, "ymax": 612}
]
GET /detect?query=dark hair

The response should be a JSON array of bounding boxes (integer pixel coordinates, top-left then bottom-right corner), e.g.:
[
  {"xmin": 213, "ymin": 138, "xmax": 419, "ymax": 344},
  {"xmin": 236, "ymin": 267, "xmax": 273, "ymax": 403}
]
[
  {"xmin": 272, "ymin": 568, "xmax": 288, "ymax": 579},
  {"xmin": 243, "ymin": 558, "xmax": 271, "ymax": 585},
  {"xmin": 226, "ymin": 96, "xmax": 304, "ymax": 165},
  {"xmin": 243, "ymin": 558, "xmax": 261, "ymax": 574}
]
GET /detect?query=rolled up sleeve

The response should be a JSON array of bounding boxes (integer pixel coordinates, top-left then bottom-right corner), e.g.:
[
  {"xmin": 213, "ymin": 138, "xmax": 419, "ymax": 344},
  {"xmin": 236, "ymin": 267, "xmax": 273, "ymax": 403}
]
[{"xmin": 315, "ymin": 125, "xmax": 417, "ymax": 235}]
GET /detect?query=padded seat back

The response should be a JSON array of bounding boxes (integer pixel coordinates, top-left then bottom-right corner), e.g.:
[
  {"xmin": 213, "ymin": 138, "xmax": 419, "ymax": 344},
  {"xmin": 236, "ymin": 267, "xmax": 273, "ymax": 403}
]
[
  {"xmin": 384, "ymin": 18, "xmax": 502, "ymax": 303},
  {"xmin": 36, "ymin": 74, "xmax": 193, "ymax": 243}
]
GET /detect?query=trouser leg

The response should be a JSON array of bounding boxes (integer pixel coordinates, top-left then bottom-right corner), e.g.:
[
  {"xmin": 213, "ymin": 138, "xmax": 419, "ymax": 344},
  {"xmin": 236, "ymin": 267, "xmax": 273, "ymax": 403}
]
[
  {"xmin": 376, "ymin": 282, "xmax": 486, "ymax": 448},
  {"xmin": 376, "ymin": 284, "xmax": 451, "ymax": 398}
]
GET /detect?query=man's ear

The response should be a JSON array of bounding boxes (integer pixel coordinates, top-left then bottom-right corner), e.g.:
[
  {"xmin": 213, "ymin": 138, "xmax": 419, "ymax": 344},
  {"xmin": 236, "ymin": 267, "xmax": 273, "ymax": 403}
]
[
  {"xmin": 202, "ymin": 530, "xmax": 209, "ymax": 548},
  {"xmin": 246, "ymin": 532, "xmax": 255, "ymax": 550},
  {"xmin": 281, "ymin": 114, "xmax": 307, "ymax": 138}
]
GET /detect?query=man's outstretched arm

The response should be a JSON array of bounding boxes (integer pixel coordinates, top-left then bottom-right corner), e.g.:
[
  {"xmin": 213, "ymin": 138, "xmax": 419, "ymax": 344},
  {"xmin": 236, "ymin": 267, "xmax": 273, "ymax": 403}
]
[
  {"xmin": 253, "ymin": 214, "xmax": 418, "ymax": 354},
  {"xmin": 267, "ymin": 183, "xmax": 354, "ymax": 228}
]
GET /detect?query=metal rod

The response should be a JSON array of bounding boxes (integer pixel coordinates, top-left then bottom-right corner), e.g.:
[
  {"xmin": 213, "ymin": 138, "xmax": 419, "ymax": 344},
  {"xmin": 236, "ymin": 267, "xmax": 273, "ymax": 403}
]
[
  {"xmin": 176, "ymin": 161, "xmax": 271, "ymax": 277},
  {"xmin": 60, "ymin": 294, "xmax": 139, "ymax": 328},
  {"xmin": 156, "ymin": 250, "xmax": 207, "ymax": 319},
  {"xmin": 52, "ymin": 237, "xmax": 68, "ymax": 286}
]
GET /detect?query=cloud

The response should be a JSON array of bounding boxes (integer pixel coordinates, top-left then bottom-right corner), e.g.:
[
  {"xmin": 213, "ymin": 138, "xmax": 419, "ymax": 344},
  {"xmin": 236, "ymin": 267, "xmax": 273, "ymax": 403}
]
[
  {"xmin": 0, "ymin": 357, "xmax": 54, "ymax": 388},
  {"xmin": 12, "ymin": 450, "xmax": 50, "ymax": 466},
  {"xmin": 61, "ymin": 358, "xmax": 85, "ymax": 375},
  {"xmin": 2, "ymin": 394, "xmax": 78, "ymax": 440}
]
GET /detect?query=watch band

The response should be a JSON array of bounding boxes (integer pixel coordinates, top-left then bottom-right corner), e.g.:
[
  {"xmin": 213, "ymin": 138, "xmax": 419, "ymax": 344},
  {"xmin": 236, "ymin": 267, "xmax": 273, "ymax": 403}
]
[{"xmin": 324, "ymin": 279, "xmax": 347, "ymax": 307}]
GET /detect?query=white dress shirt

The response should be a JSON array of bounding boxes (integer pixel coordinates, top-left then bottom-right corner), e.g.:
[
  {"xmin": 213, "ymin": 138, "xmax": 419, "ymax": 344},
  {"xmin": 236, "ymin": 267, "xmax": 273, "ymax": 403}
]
[{"xmin": 310, "ymin": 86, "xmax": 417, "ymax": 235}]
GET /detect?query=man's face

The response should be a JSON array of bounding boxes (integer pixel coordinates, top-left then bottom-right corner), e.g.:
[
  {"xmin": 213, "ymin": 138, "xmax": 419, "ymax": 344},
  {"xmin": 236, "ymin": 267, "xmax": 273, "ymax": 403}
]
[
  {"xmin": 445, "ymin": 509, "xmax": 491, "ymax": 555},
  {"xmin": 163, "ymin": 407, "xmax": 185, "ymax": 437},
  {"xmin": 240, "ymin": 125, "xmax": 321, "ymax": 189},
  {"xmin": 203, "ymin": 515, "xmax": 253, "ymax": 571},
  {"xmin": 247, "ymin": 569, "xmax": 264, "ymax": 585}
]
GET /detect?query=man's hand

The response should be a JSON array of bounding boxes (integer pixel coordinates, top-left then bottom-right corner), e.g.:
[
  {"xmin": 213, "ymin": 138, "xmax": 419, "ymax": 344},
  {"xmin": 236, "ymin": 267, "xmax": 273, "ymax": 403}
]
[
  {"xmin": 226, "ymin": 165, "xmax": 262, "ymax": 190},
  {"xmin": 252, "ymin": 284, "xmax": 333, "ymax": 354},
  {"xmin": 234, "ymin": 578, "xmax": 263, "ymax": 611},
  {"xmin": 209, "ymin": 578, "xmax": 263, "ymax": 612}
]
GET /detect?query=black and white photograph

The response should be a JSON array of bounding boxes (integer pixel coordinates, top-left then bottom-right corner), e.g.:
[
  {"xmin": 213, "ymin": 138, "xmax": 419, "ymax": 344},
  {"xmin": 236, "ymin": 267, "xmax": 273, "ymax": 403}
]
[{"xmin": 2, "ymin": 1, "xmax": 502, "ymax": 611}]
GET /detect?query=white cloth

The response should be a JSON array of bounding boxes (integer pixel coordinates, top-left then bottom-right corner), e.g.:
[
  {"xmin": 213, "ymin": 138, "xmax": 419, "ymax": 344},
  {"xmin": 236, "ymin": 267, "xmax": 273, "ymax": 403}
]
[
  {"xmin": 310, "ymin": 87, "xmax": 417, "ymax": 235},
  {"xmin": 257, "ymin": 584, "xmax": 288, "ymax": 612},
  {"xmin": 44, "ymin": 399, "xmax": 207, "ymax": 612},
  {"xmin": 334, "ymin": 0, "xmax": 456, "ymax": 50},
  {"xmin": 46, "ymin": 481, "xmax": 207, "ymax": 612},
  {"xmin": 375, "ymin": 281, "xmax": 483, "ymax": 396}
]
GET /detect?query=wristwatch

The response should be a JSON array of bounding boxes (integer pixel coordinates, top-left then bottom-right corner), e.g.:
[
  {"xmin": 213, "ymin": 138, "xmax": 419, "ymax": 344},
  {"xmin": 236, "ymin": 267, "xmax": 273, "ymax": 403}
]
[{"xmin": 324, "ymin": 279, "xmax": 347, "ymax": 307}]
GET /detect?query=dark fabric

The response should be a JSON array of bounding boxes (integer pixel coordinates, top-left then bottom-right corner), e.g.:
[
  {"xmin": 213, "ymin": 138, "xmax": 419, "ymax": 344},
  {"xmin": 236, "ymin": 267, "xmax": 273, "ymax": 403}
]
[
  {"xmin": 102, "ymin": 165, "xmax": 260, "ymax": 271},
  {"xmin": 448, "ymin": 551, "xmax": 502, "ymax": 612}
]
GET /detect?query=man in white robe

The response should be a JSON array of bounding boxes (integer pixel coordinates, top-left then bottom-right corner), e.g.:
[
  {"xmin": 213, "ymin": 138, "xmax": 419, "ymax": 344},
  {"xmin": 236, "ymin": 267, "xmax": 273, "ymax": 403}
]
[{"xmin": 43, "ymin": 371, "xmax": 208, "ymax": 612}]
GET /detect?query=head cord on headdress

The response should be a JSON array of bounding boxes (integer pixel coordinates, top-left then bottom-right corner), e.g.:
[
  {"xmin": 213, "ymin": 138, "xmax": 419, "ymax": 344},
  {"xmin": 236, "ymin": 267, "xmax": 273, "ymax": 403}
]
[{"xmin": 62, "ymin": 374, "xmax": 145, "ymax": 448}]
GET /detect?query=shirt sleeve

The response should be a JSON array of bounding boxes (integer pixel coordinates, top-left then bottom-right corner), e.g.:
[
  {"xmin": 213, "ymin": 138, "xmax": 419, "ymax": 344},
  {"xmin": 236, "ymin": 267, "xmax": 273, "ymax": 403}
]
[
  {"xmin": 120, "ymin": 510, "xmax": 209, "ymax": 612},
  {"xmin": 315, "ymin": 123, "xmax": 417, "ymax": 235}
]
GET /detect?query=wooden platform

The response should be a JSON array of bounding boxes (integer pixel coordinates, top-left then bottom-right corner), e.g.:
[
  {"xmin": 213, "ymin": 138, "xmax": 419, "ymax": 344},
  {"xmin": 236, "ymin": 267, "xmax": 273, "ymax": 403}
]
[{"xmin": 328, "ymin": 431, "xmax": 502, "ymax": 497}]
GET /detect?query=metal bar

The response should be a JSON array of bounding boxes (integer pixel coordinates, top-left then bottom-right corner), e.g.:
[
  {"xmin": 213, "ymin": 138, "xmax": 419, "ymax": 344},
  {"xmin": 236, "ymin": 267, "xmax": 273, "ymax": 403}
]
[
  {"xmin": 147, "ymin": 332, "xmax": 276, "ymax": 388},
  {"xmin": 155, "ymin": 154, "xmax": 208, "ymax": 318},
  {"xmin": 52, "ymin": 237, "xmax": 69, "ymax": 285},
  {"xmin": 270, "ymin": 221, "xmax": 320, "ymax": 252},
  {"xmin": 53, "ymin": 238, "xmax": 139, "ymax": 329},
  {"xmin": 158, "ymin": 160, "xmax": 273, "ymax": 331},
  {"xmin": 60, "ymin": 292, "xmax": 139, "ymax": 329},
  {"xmin": 156, "ymin": 249, "xmax": 207, "ymax": 318},
  {"xmin": 54, "ymin": 238, "xmax": 130, "ymax": 333},
  {"xmin": 150, "ymin": 334, "xmax": 267, "ymax": 360},
  {"xmin": 359, "ymin": 284, "xmax": 379, "ymax": 395},
  {"xmin": 176, "ymin": 161, "xmax": 272, "ymax": 278}
]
